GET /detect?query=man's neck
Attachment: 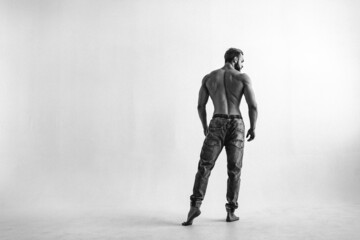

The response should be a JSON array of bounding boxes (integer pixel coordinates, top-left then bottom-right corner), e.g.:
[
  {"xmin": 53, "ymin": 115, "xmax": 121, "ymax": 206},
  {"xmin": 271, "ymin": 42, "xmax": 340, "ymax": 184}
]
[{"xmin": 223, "ymin": 62, "xmax": 235, "ymax": 70}]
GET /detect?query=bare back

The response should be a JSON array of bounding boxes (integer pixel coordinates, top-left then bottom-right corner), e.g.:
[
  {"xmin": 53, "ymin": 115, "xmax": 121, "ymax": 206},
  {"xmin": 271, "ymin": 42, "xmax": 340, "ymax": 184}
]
[
  {"xmin": 205, "ymin": 67, "xmax": 245, "ymax": 115},
  {"xmin": 197, "ymin": 55, "xmax": 257, "ymax": 140}
]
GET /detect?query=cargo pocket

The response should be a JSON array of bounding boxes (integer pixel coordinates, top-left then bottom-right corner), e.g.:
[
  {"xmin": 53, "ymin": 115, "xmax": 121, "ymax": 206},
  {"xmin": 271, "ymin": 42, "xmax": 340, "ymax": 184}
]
[
  {"xmin": 229, "ymin": 139, "xmax": 244, "ymax": 149},
  {"xmin": 200, "ymin": 135, "xmax": 220, "ymax": 160},
  {"xmin": 204, "ymin": 137, "xmax": 219, "ymax": 146}
]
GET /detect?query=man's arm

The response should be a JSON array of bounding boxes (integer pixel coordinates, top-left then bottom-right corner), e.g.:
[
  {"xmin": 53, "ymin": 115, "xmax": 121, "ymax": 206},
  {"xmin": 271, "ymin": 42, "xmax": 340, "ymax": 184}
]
[
  {"xmin": 197, "ymin": 75, "xmax": 210, "ymax": 136},
  {"xmin": 242, "ymin": 74, "xmax": 258, "ymax": 141}
]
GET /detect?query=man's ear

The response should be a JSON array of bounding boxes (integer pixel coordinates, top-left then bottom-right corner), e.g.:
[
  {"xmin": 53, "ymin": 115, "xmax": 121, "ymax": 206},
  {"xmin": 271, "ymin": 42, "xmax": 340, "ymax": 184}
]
[{"xmin": 233, "ymin": 56, "xmax": 239, "ymax": 63}]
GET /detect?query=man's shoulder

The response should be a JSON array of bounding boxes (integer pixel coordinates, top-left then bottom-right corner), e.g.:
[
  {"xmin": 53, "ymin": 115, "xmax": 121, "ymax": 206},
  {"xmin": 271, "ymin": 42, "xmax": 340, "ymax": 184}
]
[
  {"xmin": 236, "ymin": 72, "xmax": 251, "ymax": 84},
  {"xmin": 201, "ymin": 70, "xmax": 218, "ymax": 84},
  {"xmin": 206, "ymin": 69, "xmax": 219, "ymax": 78},
  {"xmin": 201, "ymin": 73, "xmax": 211, "ymax": 85}
]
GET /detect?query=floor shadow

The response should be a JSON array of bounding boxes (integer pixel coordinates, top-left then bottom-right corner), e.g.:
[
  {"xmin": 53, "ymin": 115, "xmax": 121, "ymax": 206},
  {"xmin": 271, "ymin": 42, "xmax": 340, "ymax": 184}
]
[
  {"xmin": 110, "ymin": 214, "xmax": 183, "ymax": 227},
  {"xmin": 209, "ymin": 218, "xmax": 227, "ymax": 223}
]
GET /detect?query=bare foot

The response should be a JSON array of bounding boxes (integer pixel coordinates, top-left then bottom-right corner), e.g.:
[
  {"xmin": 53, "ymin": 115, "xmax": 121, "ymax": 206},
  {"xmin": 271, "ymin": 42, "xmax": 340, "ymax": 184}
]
[
  {"xmin": 226, "ymin": 211, "xmax": 239, "ymax": 222},
  {"xmin": 181, "ymin": 207, "xmax": 201, "ymax": 226}
]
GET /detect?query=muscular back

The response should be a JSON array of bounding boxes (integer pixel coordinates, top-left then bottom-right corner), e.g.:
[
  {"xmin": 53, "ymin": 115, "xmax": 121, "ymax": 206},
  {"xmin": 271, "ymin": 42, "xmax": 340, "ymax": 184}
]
[
  {"xmin": 204, "ymin": 67, "xmax": 246, "ymax": 115},
  {"xmin": 197, "ymin": 60, "xmax": 257, "ymax": 139}
]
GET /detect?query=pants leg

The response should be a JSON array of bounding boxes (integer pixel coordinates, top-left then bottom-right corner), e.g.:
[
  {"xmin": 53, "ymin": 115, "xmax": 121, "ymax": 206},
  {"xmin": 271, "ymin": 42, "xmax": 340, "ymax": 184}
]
[
  {"xmin": 190, "ymin": 130, "xmax": 223, "ymax": 207},
  {"xmin": 224, "ymin": 119, "xmax": 245, "ymax": 211}
]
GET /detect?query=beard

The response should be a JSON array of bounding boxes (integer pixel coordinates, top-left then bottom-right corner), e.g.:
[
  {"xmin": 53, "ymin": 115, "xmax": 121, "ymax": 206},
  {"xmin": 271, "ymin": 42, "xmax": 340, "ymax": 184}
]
[{"xmin": 235, "ymin": 62, "xmax": 241, "ymax": 72}]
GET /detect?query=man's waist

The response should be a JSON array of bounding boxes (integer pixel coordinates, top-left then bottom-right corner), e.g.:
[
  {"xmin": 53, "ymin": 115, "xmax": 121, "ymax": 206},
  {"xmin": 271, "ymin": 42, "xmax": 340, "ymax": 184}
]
[{"xmin": 212, "ymin": 114, "xmax": 242, "ymax": 119}]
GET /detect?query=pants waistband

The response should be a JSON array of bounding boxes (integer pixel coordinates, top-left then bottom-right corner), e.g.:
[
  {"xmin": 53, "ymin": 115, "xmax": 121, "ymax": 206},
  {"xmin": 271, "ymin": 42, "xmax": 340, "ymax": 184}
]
[{"xmin": 213, "ymin": 114, "xmax": 242, "ymax": 119}]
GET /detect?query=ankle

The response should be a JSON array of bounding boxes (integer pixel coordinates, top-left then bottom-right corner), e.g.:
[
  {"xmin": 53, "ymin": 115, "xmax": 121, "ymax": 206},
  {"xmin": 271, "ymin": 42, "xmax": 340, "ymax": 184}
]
[
  {"xmin": 226, "ymin": 209, "xmax": 235, "ymax": 213},
  {"xmin": 191, "ymin": 202, "xmax": 202, "ymax": 208}
]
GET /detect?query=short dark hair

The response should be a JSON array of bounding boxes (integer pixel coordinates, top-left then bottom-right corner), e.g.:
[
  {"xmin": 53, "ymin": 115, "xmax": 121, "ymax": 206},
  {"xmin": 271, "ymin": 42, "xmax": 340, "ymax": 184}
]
[{"xmin": 224, "ymin": 48, "xmax": 243, "ymax": 63}]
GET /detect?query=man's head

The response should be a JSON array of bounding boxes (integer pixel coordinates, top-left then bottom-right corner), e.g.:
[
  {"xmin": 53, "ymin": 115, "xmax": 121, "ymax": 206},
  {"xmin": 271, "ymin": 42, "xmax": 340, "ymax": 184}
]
[{"xmin": 224, "ymin": 48, "xmax": 244, "ymax": 71}]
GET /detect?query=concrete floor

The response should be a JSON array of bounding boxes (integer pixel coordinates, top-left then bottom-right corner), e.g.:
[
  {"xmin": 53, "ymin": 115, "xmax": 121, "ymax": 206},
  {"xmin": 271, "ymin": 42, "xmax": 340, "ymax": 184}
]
[{"xmin": 1, "ymin": 204, "xmax": 359, "ymax": 240}]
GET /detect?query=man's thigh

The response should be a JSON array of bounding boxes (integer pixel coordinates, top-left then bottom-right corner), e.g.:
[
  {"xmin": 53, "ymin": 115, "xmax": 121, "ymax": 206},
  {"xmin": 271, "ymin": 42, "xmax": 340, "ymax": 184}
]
[
  {"xmin": 200, "ymin": 131, "xmax": 222, "ymax": 162},
  {"xmin": 225, "ymin": 119, "xmax": 245, "ymax": 166}
]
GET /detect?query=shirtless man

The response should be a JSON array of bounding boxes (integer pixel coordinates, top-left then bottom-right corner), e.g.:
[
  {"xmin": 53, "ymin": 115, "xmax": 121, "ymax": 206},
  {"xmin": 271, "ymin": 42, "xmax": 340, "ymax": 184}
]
[{"xmin": 182, "ymin": 48, "xmax": 258, "ymax": 226}]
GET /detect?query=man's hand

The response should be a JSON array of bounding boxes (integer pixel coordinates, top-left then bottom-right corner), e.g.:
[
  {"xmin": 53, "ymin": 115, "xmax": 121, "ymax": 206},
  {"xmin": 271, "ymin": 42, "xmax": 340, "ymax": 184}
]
[
  {"xmin": 246, "ymin": 128, "xmax": 255, "ymax": 141},
  {"xmin": 203, "ymin": 127, "xmax": 209, "ymax": 136}
]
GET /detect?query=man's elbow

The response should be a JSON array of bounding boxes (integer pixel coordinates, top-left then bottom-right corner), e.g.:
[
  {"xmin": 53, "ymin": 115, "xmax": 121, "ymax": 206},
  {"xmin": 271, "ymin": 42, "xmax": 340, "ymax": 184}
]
[
  {"xmin": 249, "ymin": 104, "xmax": 258, "ymax": 112},
  {"xmin": 197, "ymin": 105, "xmax": 206, "ymax": 110}
]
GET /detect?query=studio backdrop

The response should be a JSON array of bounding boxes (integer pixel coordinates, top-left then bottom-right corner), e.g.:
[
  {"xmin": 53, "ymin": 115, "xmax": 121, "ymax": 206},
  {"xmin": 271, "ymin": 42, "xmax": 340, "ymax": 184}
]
[{"xmin": 0, "ymin": 0, "xmax": 359, "ymax": 214}]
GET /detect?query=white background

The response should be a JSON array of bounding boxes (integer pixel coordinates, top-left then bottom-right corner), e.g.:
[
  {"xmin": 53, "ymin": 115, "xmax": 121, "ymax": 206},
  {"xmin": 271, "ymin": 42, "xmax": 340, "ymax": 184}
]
[{"xmin": 0, "ymin": 0, "xmax": 359, "ymax": 215}]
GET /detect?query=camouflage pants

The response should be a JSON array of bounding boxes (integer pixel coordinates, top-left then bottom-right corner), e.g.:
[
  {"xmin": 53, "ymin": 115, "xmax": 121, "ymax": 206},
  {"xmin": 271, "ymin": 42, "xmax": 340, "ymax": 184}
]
[{"xmin": 190, "ymin": 114, "xmax": 245, "ymax": 211}]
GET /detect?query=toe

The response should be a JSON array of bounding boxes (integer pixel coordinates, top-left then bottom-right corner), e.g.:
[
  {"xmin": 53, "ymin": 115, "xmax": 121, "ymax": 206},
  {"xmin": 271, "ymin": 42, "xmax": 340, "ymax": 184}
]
[{"xmin": 182, "ymin": 221, "xmax": 192, "ymax": 226}]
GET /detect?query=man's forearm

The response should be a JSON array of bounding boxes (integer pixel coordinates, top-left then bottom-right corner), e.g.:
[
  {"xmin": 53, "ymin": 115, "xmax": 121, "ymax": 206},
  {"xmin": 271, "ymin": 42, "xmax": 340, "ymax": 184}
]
[
  {"xmin": 249, "ymin": 106, "xmax": 258, "ymax": 130},
  {"xmin": 197, "ymin": 106, "xmax": 208, "ymax": 130}
]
